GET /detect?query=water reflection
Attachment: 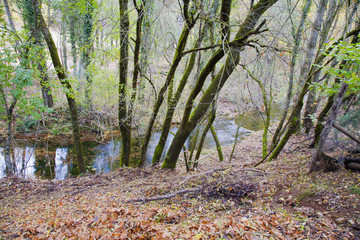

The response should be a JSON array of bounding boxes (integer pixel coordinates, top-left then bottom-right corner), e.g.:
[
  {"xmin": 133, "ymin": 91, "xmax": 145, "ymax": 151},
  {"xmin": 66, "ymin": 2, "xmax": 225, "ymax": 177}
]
[
  {"xmin": 0, "ymin": 119, "xmax": 252, "ymax": 179},
  {"xmin": 92, "ymin": 139, "xmax": 121, "ymax": 174},
  {"xmin": 55, "ymin": 148, "xmax": 69, "ymax": 180},
  {"xmin": 0, "ymin": 147, "xmax": 36, "ymax": 178}
]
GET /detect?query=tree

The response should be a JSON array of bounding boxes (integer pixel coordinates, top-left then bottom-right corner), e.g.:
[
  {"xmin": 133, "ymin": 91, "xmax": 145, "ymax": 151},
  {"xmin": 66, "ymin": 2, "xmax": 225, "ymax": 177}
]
[
  {"xmin": 138, "ymin": 0, "xmax": 199, "ymax": 166},
  {"xmin": 8, "ymin": 0, "xmax": 54, "ymax": 108},
  {"xmin": 151, "ymin": 0, "xmax": 220, "ymax": 166},
  {"xmin": 118, "ymin": 0, "xmax": 130, "ymax": 166},
  {"xmin": 82, "ymin": 0, "xmax": 95, "ymax": 109},
  {"xmin": 310, "ymin": 39, "xmax": 360, "ymax": 172},
  {"xmin": 266, "ymin": 12, "xmax": 360, "ymax": 162},
  {"xmin": 162, "ymin": 0, "xmax": 279, "ymax": 169},
  {"xmin": 0, "ymin": 8, "xmax": 48, "ymax": 176},
  {"xmin": 33, "ymin": 0, "xmax": 86, "ymax": 173}
]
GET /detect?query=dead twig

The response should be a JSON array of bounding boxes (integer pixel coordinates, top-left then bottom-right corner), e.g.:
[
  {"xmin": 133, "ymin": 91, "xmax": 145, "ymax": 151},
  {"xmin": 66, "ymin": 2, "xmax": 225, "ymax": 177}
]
[
  {"xmin": 177, "ymin": 168, "xmax": 225, "ymax": 187},
  {"xmin": 125, "ymin": 188, "xmax": 201, "ymax": 203}
]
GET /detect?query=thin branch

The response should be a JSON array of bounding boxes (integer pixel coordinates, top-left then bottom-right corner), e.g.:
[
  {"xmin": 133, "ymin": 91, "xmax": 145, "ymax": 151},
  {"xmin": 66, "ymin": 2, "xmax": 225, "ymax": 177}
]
[{"xmin": 125, "ymin": 187, "xmax": 201, "ymax": 203}]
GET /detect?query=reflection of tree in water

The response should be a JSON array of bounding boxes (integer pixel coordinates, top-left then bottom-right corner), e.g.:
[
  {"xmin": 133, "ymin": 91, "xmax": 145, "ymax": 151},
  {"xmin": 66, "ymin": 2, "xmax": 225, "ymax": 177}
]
[
  {"xmin": 34, "ymin": 147, "xmax": 56, "ymax": 179},
  {"xmin": 1, "ymin": 118, "xmax": 251, "ymax": 179}
]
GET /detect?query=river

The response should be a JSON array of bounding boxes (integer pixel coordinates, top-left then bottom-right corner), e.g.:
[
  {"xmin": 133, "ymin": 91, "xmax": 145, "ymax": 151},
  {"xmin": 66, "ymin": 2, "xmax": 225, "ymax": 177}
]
[{"xmin": 0, "ymin": 119, "xmax": 252, "ymax": 179}]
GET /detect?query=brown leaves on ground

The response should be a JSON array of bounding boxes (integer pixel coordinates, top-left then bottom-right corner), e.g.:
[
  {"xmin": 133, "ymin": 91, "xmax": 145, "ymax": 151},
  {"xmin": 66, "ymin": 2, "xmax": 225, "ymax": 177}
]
[{"xmin": 0, "ymin": 132, "xmax": 359, "ymax": 239}]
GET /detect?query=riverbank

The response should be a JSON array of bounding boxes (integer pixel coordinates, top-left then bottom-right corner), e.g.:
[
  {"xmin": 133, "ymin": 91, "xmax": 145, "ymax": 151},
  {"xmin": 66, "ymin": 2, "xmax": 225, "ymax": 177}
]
[{"xmin": 0, "ymin": 131, "xmax": 359, "ymax": 239}]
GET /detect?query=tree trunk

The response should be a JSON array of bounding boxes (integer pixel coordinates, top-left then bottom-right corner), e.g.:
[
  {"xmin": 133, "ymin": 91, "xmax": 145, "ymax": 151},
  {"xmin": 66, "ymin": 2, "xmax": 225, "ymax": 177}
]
[
  {"xmin": 303, "ymin": 0, "xmax": 340, "ymax": 133},
  {"xmin": 270, "ymin": 0, "xmax": 312, "ymax": 149},
  {"xmin": 118, "ymin": 0, "xmax": 130, "ymax": 166},
  {"xmin": 37, "ymin": 53, "xmax": 54, "ymax": 108},
  {"xmin": 139, "ymin": 14, "xmax": 196, "ymax": 166},
  {"xmin": 309, "ymin": 83, "xmax": 348, "ymax": 172},
  {"xmin": 162, "ymin": 0, "xmax": 279, "ymax": 169},
  {"xmin": 139, "ymin": 0, "xmax": 151, "ymax": 101},
  {"xmin": 267, "ymin": 23, "xmax": 360, "ymax": 162},
  {"xmin": 4, "ymin": 107, "xmax": 15, "ymax": 176},
  {"xmin": 36, "ymin": 1, "xmax": 85, "ymax": 173},
  {"xmin": 20, "ymin": 0, "xmax": 54, "ymax": 108},
  {"xmin": 310, "ymin": 3, "xmax": 359, "ymax": 147},
  {"xmin": 69, "ymin": 16, "xmax": 78, "ymax": 77},
  {"xmin": 210, "ymin": 125, "xmax": 224, "ymax": 162},
  {"xmin": 150, "ymin": 25, "xmax": 210, "ymax": 165},
  {"xmin": 83, "ymin": 0, "xmax": 94, "ymax": 110},
  {"xmin": 61, "ymin": 19, "xmax": 68, "ymax": 73}
]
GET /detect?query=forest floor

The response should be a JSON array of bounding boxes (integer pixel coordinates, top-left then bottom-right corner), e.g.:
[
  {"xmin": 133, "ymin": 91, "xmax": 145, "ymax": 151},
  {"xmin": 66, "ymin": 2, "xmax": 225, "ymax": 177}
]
[{"xmin": 0, "ymin": 131, "xmax": 359, "ymax": 239}]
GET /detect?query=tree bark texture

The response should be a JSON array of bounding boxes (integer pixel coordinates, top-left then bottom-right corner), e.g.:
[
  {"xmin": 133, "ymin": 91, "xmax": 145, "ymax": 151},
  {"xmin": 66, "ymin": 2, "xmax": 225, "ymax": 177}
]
[
  {"xmin": 119, "ymin": 0, "xmax": 130, "ymax": 166},
  {"xmin": 83, "ymin": 0, "xmax": 94, "ymax": 110}
]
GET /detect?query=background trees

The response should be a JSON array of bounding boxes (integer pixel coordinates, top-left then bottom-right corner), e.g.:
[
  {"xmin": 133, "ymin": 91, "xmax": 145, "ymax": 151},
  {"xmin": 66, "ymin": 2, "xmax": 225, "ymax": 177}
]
[{"xmin": 1, "ymin": 0, "xmax": 359, "ymax": 174}]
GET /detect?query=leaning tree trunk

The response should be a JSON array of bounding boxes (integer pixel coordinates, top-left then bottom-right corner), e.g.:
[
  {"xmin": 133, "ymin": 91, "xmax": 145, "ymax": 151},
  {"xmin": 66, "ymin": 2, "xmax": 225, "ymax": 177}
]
[
  {"xmin": 309, "ymin": 83, "xmax": 348, "ymax": 172},
  {"xmin": 266, "ymin": 24, "xmax": 360, "ymax": 162},
  {"xmin": 270, "ymin": 0, "xmax": 312, "ymax": 149},
  {"xmin": 162, "ymin": 0, "xmax": 279, "ymax": 169},
  {"xmin": 150, "ymin": 0, "xmax": 221, "ymax": 166},
  {"xmin": 310, "ymin": 3, "xmax": 359, "ymax": 147},
  {"xmin": 295, "ymin": 0, "xmax": 326, "ymax": 134},
  {"xmin": 303, "ymin": 0, "xmax": 340, "ymax": 133},
  {"xmin": 138, "ymin": 6, "xmax": 197, "ymax": 166},
  {"xmin": 36, "ymin": 0, "xmax": 85, "ymax": 173}
]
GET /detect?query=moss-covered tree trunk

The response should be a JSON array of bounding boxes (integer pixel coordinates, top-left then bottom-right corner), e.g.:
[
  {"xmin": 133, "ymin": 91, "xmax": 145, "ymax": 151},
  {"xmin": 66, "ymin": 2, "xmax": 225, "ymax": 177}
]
[
  {"xmin": 162, "ymin": 0, "xmax": 279, "ymax": 169},
  {"xmin": 69, "ymin": 16, "xmax": 78, "ymax": 77},
  {"xmin": 151, "ymin": 25, "xmax": 210, "ymax": 165},
  {"xmin": 138, "ymin": 8, "xmax": 197, "ymax": 166},
  {"xmin": 267, "ymin": 20, "xmax": 360, "ymax": 162},
  {"xmin": 193, "ymin": 102, "xmax": 223, "ymax": 169},
  {"xmin": 242, "ymin": 66, "xmax": 272, "ymax": 159},
  {"xmin": 82, "ymin": 0, "xmax": 94, "ymax": 110},
  {"xmin": 139, "ymin": 0, "xmax": 151, "ymax": 101},
  {"xmin": 36, "ymin": 0, "xmax": 85, "ymax": 173},
  {"xmin": 119, "ymin": 0, "xmax": 130, "ymax": 166},
  {"xmin": 19, "ymin": 0, "xmax": 54, "ymax": 108}
]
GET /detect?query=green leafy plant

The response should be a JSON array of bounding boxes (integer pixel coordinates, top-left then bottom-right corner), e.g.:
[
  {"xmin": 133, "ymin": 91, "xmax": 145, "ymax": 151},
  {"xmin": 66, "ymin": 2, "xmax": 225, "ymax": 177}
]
[{"xmin": 313, "ymin": 40, "xmax": 360, "ymax": 95}]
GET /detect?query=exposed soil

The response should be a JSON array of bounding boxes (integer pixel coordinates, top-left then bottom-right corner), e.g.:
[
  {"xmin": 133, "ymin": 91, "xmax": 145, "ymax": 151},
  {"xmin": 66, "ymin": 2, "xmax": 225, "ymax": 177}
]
[{"xmin": 1, "ymin": 130, "xmax": 359, "ymax": 239}]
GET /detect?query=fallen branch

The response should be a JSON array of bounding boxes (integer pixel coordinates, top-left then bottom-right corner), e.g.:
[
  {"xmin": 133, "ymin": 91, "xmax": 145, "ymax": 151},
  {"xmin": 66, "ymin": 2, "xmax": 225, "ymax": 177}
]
[
  {"xmin": 125, "ymin": 188, "xmax": 201, "ymax": 203},
  {"xmin": 343, "ymin": 157, "xmax": 360, "ymax": 164},
  {"xmin": 333, "ymin": 122, "xmax": 360, "ymax": 145},
  {"xmin": 178, "ymin": 167, "xmax": 266, "ymax": 187}
]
